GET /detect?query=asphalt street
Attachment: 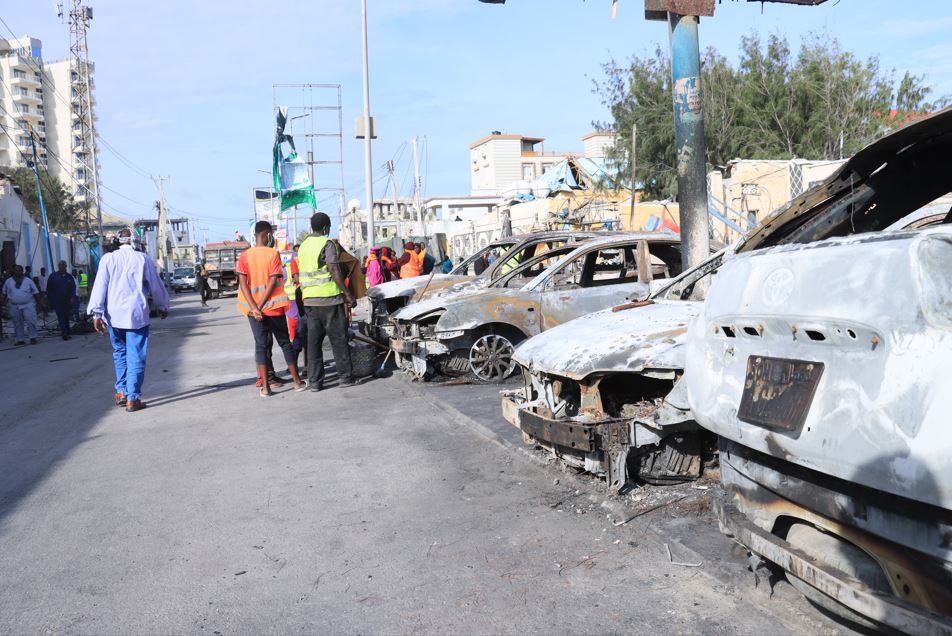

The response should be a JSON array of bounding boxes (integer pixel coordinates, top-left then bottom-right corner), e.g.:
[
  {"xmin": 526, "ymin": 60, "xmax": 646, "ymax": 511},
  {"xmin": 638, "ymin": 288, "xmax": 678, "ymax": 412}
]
[{"xmin": 0, "ymin": 293, "xmax": 851, "ymax": 634}]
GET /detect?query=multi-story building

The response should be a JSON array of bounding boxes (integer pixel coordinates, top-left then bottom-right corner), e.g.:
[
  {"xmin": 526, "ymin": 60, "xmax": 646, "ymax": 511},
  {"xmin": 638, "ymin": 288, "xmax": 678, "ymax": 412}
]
[
  {"xmin": 0, "ymin": 35, "xmax": 99, "ymax": 216},
  {"xmin": 469, "ymin": 131, "xmax": 618, "ymax": 197}
]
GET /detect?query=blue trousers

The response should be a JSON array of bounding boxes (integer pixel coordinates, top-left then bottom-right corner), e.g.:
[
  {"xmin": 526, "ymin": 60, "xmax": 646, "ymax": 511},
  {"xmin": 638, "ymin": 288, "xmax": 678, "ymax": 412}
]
[{"xmin": 108, "ymin": 325, "xmax": 150, "ymax": 401}]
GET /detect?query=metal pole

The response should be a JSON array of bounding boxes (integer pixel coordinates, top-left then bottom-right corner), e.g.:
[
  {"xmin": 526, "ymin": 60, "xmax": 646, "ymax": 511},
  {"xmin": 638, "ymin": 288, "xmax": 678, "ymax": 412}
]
[
  {"xmin": 412, "ymin": 137, "xmax": 423, "ymax": 236},
  {"xmin": 387, "ymin": 160, "xmax": 401, "ymax": 241},
  {"xmin": 361, "ymin": 0, "xmax": 375, "ymax": 246},
  {"xmin": 628, "ymin": 122, "xmax": 637, "ymax": 230},
  {"xmin": 668, "ymin": 12, "xmax": 709, "ymax": 272},
  {"xmin": 154, "ymin": 176, "xmax": 170, "ymax": 275},
  {"xmin": 28, "ymin": 129, "xmax": 54, "ymax": 274}
]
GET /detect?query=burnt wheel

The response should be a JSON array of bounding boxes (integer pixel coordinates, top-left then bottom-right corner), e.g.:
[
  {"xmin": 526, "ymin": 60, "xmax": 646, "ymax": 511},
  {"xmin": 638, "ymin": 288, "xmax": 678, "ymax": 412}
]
[{"xmin": 468, "ymin": 333, "xmax": 516, "ymax": 382}]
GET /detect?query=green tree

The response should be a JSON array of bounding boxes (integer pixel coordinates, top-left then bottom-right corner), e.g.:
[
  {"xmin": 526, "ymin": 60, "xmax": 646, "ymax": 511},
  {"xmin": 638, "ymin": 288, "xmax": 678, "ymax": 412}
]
[
  {"xmin": 594, "ymin": 32, "xmax": 943, "ymax": 199},
  {"xmin": 7, "ymin": 167, "xmax": 85, "ymax": 231}
]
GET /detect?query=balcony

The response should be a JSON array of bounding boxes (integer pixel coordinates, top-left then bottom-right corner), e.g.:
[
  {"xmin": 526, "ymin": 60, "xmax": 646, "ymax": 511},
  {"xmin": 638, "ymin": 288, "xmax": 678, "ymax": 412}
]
[
  {"xmin": 12, "ymin": 90, "xmax": 42, "ymax": 105},
  {"xmin": 10, "ymin": 71, "xmax": 41, "ymax": 87}
]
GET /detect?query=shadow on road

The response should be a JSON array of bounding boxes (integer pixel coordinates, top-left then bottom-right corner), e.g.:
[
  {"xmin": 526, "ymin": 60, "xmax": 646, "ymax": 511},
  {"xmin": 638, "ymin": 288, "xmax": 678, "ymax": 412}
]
[{"xmin": 0, "ymin": 295, "xmax": 194, "ymax": 528}]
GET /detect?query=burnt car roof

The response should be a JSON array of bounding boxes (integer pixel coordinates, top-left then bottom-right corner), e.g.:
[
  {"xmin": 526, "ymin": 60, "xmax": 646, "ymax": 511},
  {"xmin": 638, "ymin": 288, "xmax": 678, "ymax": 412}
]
[{"xmin": 738, "ymin": 107, "xmax": 952, "ymax": 252}]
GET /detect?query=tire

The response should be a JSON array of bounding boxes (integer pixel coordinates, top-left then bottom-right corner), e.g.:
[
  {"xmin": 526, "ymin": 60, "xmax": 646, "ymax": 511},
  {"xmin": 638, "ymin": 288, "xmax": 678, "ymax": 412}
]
[{"xmin": 468, "ymin": 333, "xmax": 517, "ymax": 383}]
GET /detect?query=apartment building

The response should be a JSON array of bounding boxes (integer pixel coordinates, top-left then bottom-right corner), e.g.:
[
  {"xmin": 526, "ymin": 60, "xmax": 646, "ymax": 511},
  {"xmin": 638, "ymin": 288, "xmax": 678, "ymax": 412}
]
[
  {"xmin": 469, "ymin": 131, "xmax": 618, "ymax": 197},
  {"xmin": 0, "ymin": 35, "xmax": 99, "ymax": 212}
]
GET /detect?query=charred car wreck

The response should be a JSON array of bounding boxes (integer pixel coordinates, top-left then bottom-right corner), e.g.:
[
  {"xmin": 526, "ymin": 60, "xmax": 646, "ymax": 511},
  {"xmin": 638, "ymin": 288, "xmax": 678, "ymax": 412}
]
[
  {"xmin": 366, "ymin": 231, "xmax": 605, "ymax": 343},
  {"xmin": 502, "ymin": 251, "xmax": 725, "ymax": 490},
  {"xmin": 502, "ymin": 198, "xmax": 950, "ymax": 493},
  {"xmin": 390, "ymin": 234, "xmax": 686, "ymax": 382},
  {"xmin": 686, "ymin": 108, "xmax": 952, "ymax": 632}
]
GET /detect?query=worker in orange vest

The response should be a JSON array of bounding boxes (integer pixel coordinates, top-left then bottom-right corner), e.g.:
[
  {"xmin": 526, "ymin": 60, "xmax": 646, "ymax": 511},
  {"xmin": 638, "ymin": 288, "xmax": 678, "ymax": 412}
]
[
  {"xmin": 398, "ymin": 241, "xmax": 424, "ymax": 278},
  {"xmin": 237, "ymin": 220, "xmax": 306, "ymax": 397}
]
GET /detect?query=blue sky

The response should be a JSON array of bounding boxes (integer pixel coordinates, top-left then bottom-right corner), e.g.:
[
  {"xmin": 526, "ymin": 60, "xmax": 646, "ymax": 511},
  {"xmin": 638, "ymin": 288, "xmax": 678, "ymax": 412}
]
[{"xmin": 5, "ymin": 0, "xmax": 950, "ymax": 241}]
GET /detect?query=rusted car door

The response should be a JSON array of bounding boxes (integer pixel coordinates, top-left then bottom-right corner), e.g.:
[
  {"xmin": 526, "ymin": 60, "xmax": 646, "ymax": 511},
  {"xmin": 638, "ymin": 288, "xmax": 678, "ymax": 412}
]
[{"xmin": 538, "ymin": 242, "xmax": 650, "ymax": 330}]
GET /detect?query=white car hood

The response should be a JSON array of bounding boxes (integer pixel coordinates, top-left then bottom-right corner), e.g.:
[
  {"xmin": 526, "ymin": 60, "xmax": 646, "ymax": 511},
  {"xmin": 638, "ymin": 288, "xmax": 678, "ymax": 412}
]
[
  {"xmin": 514, "ymin": 300, "xmax": 701, "ymax": 381},
  {"xmin": 366, "ymin": 274, "xmax": 470, "ymax": 301}
]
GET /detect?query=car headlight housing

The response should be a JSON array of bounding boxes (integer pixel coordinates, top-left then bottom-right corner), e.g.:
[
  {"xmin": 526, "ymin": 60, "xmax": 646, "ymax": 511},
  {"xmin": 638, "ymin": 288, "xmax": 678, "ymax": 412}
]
[{"xmin": 436, "ymin": 330, "xmax": 466, "ymax": 340}]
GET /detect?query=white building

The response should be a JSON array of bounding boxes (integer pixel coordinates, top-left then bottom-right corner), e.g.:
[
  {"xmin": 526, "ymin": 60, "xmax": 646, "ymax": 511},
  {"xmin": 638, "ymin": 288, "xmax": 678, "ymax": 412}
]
[
  {"xmin": 468, "ymin": 131, "xmax": 618, "ymax": 197},
  {"xmin": 0, "ymin": 35, "xmax": 99, "ymax": 214}
]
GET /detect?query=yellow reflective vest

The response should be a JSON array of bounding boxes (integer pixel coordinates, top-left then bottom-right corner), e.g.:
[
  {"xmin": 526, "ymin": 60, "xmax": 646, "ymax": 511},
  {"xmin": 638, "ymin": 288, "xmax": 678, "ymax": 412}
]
[{"xmin": 297, "ymin": 236, "xmax": 342, "ymax": 299}]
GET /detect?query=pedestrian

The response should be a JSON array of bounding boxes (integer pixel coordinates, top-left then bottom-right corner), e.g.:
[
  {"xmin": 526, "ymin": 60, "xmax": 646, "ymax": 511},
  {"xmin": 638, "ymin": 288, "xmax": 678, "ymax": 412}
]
[
  {"xmin": 46, "ymin": 260, "xmax": 76, "ymax": 340},
  {"xmin": 441, "ymin": 256, "xmax": 453, "ymax": 274},
  {"xmin": 398, "ymin": 241, "xmax": 424, "ymax": 278},
  {"xmin": 1, "ymin": 265, "xmax": 40, "ymax": 345},
  {"xmin": 421, "ymin": 245, "xmax": 436, "ymax": 275},
  {"xmin": 473, "ymin": 252, "xmax": 487, "ymax": 275},
  {"xmin": 380, "ymin": 246, "xmax": 398, "ymax": 281},
  {"xmin": 77, "ymin": 267, "xmax": 89, "ymax": 305},
  {"xmin": 87, "ymin": 227, "xmax": 170, "ymax": 412},
  {"xmin": 237, "ymin": 220, "xmax": 305, "ymax": 397},
  {"xmin": 298, "ymin": 212, "xmax": 356, "ymax": 391},
  {"xmin": 197, "ymin": 260, "xmax": 210, "ymax": 307},
  {"xmin": 70, "ymin": 268, "xmax": 81, "ymax": 322},
  {"xmin": 37, "ymin": 266, "xmax": 49, "ymax": 316},
  {"xmin": 366, "ymin": 247, "xmax": 384, "ymax": 287}
]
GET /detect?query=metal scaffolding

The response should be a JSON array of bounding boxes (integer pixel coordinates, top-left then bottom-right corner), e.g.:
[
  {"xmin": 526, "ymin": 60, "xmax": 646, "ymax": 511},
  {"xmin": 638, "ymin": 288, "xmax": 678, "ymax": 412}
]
[{"xmin": 271, "ymin": 84, "xmax": 346, "ymax": 242}]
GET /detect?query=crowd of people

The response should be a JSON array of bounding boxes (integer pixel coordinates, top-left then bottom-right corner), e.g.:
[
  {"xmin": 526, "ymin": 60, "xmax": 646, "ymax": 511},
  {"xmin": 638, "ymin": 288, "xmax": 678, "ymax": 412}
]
[
  {"xmin": 0, "ymin": 263, "xmax": 88, "ymax": 344},
  {"xmin": 363, "ymin": 241, "xmax": 453, "ymax": 288}
]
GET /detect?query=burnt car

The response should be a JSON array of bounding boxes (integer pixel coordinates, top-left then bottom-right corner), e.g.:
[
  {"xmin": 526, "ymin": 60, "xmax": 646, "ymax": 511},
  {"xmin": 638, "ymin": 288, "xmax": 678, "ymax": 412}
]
[
  {"xmin": 685, "ymin": 108, "xmax": 952, "ymax": 631},
  {"xmin": 366, "ymin": 232, "xmax": 610, "ymax": 343},
  {"xmin": 501, "ymin": 250, "xmax": 724, "ymax": 490},
  {"xmin": 501, "ymin": 197, "xmax": 950, "ymax": 492},
  {"xmin": 390, "ymin": 233, "xmax": 686, "ymax": 382}
]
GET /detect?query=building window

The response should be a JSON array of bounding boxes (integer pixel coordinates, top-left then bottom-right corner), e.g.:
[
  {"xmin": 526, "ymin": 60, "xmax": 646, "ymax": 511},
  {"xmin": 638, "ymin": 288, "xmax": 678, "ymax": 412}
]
[
  {"xmin": 13, "ymin": 70, "xmax": 26, "ymax": 79},
  {"xmin": 521, "ymin": 164, "xmax": 534, "ymax": 180},
  {"xmin": 17, "ymin": 104, "xmax": 29, "ymax": 114}
]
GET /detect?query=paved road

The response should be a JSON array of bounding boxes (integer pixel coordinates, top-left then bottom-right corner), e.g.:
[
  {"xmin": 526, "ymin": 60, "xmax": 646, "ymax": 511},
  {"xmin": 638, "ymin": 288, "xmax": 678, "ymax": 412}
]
[{"xmin": 0, "ymin": 293, "xmax": 849, "ymax": 634}]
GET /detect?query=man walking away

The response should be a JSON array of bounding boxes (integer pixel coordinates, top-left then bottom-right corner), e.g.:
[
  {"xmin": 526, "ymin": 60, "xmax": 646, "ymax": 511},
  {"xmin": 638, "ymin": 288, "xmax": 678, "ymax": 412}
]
[
  {"xmin": 1, "ymin": 265, "xmax": 40, "ymax": 345},
  {"xmin": 237, "ymin": 221, "xmax": 305, "ymax": 397},
  {"xmin": 87, "ymin": 228, "xmax": 170, "ymax": 412},
  {"xmin": 298, "ymin": 212, "xmax": 356, "ymax": 391},
  {"xmin": 47, "ymin": 260, "xmax": 76, "ymax": 340}
]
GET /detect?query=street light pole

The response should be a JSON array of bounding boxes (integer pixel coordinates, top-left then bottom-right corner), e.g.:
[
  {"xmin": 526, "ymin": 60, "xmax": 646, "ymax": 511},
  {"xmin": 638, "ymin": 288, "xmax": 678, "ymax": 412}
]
[{"xmin": 361, "ymin": 0, "xmax": 375, "ymax": 247}]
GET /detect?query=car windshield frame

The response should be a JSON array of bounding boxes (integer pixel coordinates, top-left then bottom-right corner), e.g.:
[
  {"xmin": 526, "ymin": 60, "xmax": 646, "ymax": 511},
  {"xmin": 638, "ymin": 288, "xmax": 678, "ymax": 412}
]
[
  {"xmin": 450, "ymin": 240, "xmax": 519, "ymax": 276},
  {"xmin": 488, "ymin": 244, "xmax": 579, "ymax": 290}
]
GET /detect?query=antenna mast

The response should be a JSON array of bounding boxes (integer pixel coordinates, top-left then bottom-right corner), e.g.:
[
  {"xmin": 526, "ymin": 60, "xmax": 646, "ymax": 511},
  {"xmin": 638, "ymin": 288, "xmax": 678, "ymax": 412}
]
[{"xmin": 62, "ymin": 1, "xmax": 102, "ymax": 239}]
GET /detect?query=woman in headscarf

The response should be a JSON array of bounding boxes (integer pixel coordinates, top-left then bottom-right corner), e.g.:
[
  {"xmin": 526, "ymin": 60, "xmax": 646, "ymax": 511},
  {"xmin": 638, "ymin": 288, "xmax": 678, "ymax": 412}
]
[{"xmin": 366, "ymin": 247, "xmax": 385, "ymax": 287}]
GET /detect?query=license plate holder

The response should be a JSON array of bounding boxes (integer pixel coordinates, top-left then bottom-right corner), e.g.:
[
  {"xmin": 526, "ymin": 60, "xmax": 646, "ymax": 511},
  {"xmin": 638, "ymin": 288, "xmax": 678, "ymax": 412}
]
[{"xmin": 738, "ymin": 356, "xmax": 824, "ymax": 432}]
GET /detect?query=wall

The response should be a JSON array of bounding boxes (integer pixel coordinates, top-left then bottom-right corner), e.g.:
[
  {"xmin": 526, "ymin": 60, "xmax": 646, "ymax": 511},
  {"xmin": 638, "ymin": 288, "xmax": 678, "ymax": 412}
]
[{"xmin": 0, "ymin": 179, "xmax": 89, "ymax": 273}]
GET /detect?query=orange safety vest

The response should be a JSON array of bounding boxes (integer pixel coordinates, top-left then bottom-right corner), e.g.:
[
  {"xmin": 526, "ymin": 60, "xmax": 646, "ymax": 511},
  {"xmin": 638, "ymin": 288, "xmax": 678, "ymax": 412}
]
[
  {"xmin": 400, "ymin": 250, "xmax": 424, "ymax": 278},
  {"xmin": 237, "ymin": 246, "xmax": 290, "ymax": 316}
]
